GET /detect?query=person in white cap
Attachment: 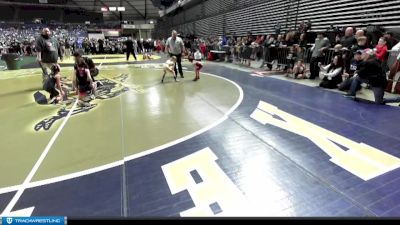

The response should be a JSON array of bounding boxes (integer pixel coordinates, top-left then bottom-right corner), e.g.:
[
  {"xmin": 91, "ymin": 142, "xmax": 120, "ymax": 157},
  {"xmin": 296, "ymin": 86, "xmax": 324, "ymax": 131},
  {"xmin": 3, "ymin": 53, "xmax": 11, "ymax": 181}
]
[{"xmin": 344, "ymin": 48, "xmax": 387, "ymax": 104}]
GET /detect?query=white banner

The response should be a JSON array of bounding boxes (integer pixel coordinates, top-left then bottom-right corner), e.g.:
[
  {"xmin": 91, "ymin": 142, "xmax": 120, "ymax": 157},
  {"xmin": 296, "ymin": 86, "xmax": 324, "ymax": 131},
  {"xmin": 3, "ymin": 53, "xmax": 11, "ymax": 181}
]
[
  {"xmin": 88, "ymin": 33, "xmax": 105, "ymax": 40},
  {"xmin": 122, "ymin": 24, "xmax": 136, "ymax": 29},
  {"xmin": 103, "ymin": 30, "xmax": 120, "ymax": 37},
  {"xmin": 122, "ymin": 24, "xmax": 154, "ymax": 30}
]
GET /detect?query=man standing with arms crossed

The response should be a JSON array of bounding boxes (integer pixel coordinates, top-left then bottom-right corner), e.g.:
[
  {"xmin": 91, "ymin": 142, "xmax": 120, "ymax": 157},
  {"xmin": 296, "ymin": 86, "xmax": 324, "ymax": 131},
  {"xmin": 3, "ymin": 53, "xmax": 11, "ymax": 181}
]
[{"xmin": 166, "ymin": 30, "xmax": 185, "ymax": 78}]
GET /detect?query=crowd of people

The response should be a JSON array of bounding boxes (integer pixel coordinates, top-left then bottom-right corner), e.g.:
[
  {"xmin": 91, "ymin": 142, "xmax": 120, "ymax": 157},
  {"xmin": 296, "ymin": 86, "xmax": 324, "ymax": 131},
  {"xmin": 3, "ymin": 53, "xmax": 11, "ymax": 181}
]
[
  {"xmin": 2, "ymin": 20, "xmax": 399, "ymax": 107},
  {"xmin": 0, "ymin": 23, "xmax": 87, "ymax": 56},
  {"xmin": 0, "ymin": 23, "xmax": 165, "ymax": 58},
  {"xmin": 167, "ymin": 25, "xmax": 400, "ymax": 105}
]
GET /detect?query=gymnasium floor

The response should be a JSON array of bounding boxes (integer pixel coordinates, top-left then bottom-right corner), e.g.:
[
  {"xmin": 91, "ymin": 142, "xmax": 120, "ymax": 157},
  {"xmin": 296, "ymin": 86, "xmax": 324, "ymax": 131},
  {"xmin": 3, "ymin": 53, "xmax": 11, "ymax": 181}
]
[{"xmin": 1, "ymin": 54, "xmax": 400, "ymax": 217}]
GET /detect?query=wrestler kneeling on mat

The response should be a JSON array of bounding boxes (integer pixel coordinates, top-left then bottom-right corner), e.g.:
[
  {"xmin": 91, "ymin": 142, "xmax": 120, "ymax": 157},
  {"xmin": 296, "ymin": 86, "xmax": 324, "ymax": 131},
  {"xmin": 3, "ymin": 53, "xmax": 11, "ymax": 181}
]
[
  {"xmin": 73, "ymin": 58, "xmax": 96, "ymax": 107},
  {"xmin": 43, "ymin": 64, "xmax": 66, "ymax": 104}
]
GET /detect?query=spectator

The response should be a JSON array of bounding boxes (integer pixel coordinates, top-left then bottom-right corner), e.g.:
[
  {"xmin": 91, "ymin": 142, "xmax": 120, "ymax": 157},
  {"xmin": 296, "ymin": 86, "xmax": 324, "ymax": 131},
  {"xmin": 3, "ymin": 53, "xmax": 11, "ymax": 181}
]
[
  {"xmin": 98, "ymin": 39, "xmax": 104, "ymax": 54},
  {"xmin": 340, "ymin": 27, "xmax": 356, "ymax": 49},
  {"xmin": 386, "ymin": 53, "xmax": 400, "ymax": 93},
  {"xmin": 285, "ymin": 32, "xmax": 296, "ymax": 47},
  {"xmin": 298, "ymin": 21, "xmax": 306, "ymax": 34},
  {"xmin": 65, "ymin": 38, "xmax": 71, "ymax": 59},
  {"xmin": 89, "ymin": 39, "xmax": 96, "ymax": 54},
  {"xmin": 383, "ymin": 32, "xmax": 399, "ymax": 50},
  {"xmin": 333, "ymin": 44, "xmax": 343, "ymax": 57},
  {"xmin": 355, "ymin": 29, "xmax": 365, "ymax": 39},
  {"xmin": 200, "ymin": 41, "xmax": 207, "ymax": 59},
  {"xmin": 309, "ymin": 32, "xmax": 330, "ymax": 79},
  {"xmin": 298, "ymin": 33, "xmax": 307, "ymax": 48},
  {"xmin": 137, "ymin": 38, "xmax": 144, "ymax": 54},
  {"xmin": 339, "ymin": 50, "xmax": 363, "ymax": 91},
  {"xmin": 344, "ymin": 48, "xmax": 387, "ymax": 104},
  {"xmin": 274, "ymin": 23, "xmax": 281, "ymax": 35},
  {"xmin": 382, "ymin": 54, "xmax": 400, "ymax": 104},
  {"xmin": 246, "ymin": 31, "xmax": 254, "ymax": 45},
  {"xmin": 375, "ymin": 37, "xmax": 388, "ymax": 62},
  {"xmin": 392, "ymin": 41, "xmax": 400, "ymax": 51},
  {"xmin": 351, "ymin": 36, "xmax": 371, "ymax": 53},
  {"xmin": 319, "ymin": 55, "xmax": 344, "ymax": 89},
  {"xmin": 291, "ymin": 59, "xmax": 307, "ymax": 79}
]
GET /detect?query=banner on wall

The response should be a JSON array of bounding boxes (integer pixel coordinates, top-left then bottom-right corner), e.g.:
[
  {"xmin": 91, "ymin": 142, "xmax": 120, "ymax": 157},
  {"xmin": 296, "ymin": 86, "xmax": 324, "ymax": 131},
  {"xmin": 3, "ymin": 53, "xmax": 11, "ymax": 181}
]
[
  {"xmin": 103, "ymin": 30, "xmax": 120, "ymax": 37},
  {"xmin": 88, "ymin": 33, "xmax": 105, "ymax": 40},
  {"xmin": 122, "ymin": 24, "xmax": 154, "ymax": 30}
]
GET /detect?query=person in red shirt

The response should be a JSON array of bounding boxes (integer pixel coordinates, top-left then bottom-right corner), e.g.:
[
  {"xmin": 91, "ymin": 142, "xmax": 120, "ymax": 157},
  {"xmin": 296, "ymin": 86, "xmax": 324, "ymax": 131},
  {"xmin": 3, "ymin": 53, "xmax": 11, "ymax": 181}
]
[
  {"xmin": 375, "ymin": 37, "xmax": 388, "ymax": 62},
  {"xmin": 155, "ymin": 40, "xmax": 162, "ymax": 53},
  {"xmin": 200, "ymin": 41, "xmax": 207, "ymax": 60},
  {"xmin": 255, "ymin": 35, "xmax": 264, "ymax": 45}
]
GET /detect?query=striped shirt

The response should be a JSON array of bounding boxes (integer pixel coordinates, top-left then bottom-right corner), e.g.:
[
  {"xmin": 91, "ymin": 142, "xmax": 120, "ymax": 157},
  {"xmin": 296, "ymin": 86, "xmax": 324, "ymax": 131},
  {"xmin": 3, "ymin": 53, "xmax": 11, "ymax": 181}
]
[{"xmin": 166, "ymin": 37, "xmax": 184, "ymax": 55}]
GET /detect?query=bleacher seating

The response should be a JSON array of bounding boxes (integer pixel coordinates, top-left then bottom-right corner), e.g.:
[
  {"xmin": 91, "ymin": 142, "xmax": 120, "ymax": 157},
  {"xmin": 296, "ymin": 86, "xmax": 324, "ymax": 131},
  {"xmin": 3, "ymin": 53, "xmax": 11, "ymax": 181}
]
[{"xmin": 155, "ymin": 0, "xmax": 400, "ymax": 39}]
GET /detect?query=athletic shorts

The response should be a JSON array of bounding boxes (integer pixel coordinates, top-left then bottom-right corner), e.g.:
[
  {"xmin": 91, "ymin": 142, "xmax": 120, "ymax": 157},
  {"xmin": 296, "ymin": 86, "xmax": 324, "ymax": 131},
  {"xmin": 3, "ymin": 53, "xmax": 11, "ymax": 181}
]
[
  {"xmin": 79, "ymin": 84, "xmax": 93, "ymax": 95},
  {"xmin": 163, "ymin": 65, "xmax": 174, "ymax": 74},
  {"xmin": 194, "ymin": 61, "xmax": 203, "ymax": 71}
]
